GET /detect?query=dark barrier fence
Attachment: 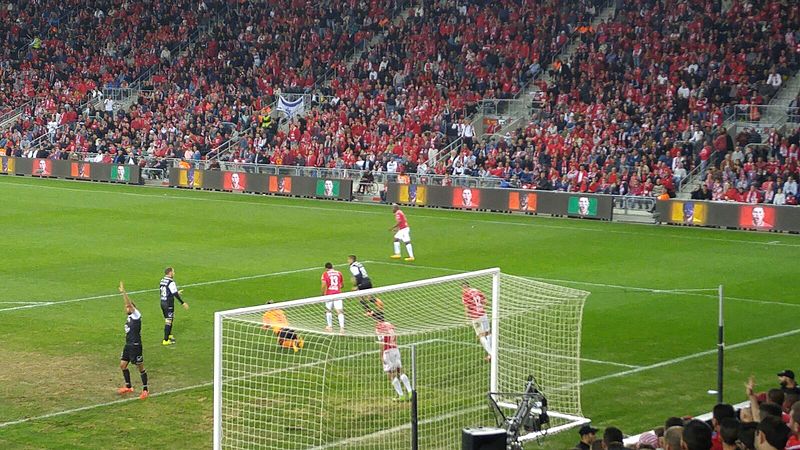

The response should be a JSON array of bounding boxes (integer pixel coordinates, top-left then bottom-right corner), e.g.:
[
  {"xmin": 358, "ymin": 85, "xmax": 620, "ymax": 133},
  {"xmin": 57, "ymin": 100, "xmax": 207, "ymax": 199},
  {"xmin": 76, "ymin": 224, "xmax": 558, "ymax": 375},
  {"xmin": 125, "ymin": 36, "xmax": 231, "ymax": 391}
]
[
  {"xmin": 656, "ymin": 199, "xmax": 800, "ymax": 233},
  {"xmin": 0, "ymin": 156, "xmax": 143, "ymax": 184},
  {"xmin": 168, "ymin": 168, "xmax": 353, "ymax": 201},
  {"xmin": 385, "ymin": 183, "xmax": 614, "ymax": 220}
]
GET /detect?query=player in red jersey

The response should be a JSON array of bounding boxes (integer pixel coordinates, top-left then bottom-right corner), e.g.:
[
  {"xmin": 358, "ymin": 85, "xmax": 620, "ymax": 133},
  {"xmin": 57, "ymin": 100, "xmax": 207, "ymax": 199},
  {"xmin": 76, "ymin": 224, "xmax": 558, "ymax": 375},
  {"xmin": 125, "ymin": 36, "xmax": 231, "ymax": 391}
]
[
  {"xmin": 320, "ymin": 262, "xmax": 345, "ymax": 332},
  {"xmin": 462, "ymin": 282, "xmax": 492, "ymax": 361},
  {"xmin": 374, "ymin": 316, "xmax": 412, "ymax": 401},
  {"xmin": 389, "ymin": 204, "xmax": 415, "ymax": 261}
]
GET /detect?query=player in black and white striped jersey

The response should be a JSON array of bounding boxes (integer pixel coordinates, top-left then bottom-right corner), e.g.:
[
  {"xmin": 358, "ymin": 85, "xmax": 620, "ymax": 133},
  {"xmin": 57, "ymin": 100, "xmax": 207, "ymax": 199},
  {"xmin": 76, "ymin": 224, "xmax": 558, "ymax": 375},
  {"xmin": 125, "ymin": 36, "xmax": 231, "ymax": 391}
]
[
  {"xmin": 347, "ymin": 255, "xmax": 372, "ymax": 291},
  {"xmin": 160, "ymin": 267, "xmax": 189, "ymax": 346},
  {"xmin": 117, "ymin": 281, "xmax": 149, "ymax": 399}
]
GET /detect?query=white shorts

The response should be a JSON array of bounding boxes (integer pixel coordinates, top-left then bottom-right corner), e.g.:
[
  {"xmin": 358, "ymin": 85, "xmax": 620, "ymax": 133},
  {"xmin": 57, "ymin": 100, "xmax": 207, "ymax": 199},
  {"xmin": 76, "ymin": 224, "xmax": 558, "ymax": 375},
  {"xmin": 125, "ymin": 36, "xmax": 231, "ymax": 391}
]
[
  {"xmin": 382, "ymin": 348, "xmax": 402, "ymax": 372},
  {"xmin": 394, "ymin": 227, "xmax": 411, "ymax": 242},
  {"xmin": 325, "ymin": 300, "xmax": 343, "ymax": 311},
  {"xmin": 471, "ymin": 316, "xmax": 490, "ymax": 336}
]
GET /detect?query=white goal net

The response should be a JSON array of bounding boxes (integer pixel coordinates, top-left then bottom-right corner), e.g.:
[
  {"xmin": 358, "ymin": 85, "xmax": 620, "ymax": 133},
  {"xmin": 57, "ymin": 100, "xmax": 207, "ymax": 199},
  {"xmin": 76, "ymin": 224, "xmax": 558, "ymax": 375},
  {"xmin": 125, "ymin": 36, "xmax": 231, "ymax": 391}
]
[{"xmin": 213, "ymin": 268, "xmax": 589, "ymax": 449}]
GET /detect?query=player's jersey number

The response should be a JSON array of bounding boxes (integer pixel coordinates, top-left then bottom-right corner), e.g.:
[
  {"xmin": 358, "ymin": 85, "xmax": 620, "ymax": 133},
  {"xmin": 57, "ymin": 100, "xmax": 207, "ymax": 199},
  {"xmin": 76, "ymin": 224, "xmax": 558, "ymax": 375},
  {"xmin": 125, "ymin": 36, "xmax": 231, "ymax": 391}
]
[{"xmin": 328, "ymin": 274, "xmax": 340, "ymax": 288}]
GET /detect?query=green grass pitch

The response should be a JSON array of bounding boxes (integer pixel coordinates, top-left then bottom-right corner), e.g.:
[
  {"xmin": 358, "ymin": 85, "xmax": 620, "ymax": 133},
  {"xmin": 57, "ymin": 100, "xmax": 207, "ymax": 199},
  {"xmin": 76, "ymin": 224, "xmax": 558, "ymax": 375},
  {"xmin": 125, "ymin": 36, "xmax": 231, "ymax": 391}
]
[{"xmin": 0, "ymin": 175, "xmax": 797, "ymax": 449}]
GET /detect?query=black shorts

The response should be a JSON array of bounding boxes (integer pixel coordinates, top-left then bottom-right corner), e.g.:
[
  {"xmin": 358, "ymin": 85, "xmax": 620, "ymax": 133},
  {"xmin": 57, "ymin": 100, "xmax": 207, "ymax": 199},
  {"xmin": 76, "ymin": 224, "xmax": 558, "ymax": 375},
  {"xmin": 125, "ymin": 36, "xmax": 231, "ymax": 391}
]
[
  {"xmin": 277, "ymin": 328, "xmax": 298, "ymax": 341},
  {"xmin": 121, "ymin": 344, "xmax": 143, "ymax": 364},
  {"xmin": 357, "ymin": 279, "xmax": 373, "ymax": 290},
  {"xmin": 161, "ymin": 302, "xmax": 174, "ymax": 320}
]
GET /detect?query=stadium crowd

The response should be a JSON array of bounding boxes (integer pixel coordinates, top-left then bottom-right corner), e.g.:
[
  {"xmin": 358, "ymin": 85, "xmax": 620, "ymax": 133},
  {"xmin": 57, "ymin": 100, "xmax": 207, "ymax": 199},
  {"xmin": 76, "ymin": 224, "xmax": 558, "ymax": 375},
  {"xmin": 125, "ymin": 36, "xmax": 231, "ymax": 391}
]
[
  {"xmin": 573, "ymin": 370, "xmax": 800, "ymax": 450},
  {"xmin": 437, "ymin": 0, "xmax": 800, "ymax": 197},
  {"xmin": 0, "ymin": 0, "xmax": 798, "ymax": 204}
]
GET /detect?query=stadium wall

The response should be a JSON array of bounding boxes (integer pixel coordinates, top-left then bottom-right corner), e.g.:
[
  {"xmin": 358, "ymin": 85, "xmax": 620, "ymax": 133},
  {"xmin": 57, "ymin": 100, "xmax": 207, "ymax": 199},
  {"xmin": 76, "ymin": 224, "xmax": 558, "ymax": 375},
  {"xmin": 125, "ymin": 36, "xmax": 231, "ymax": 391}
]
[
  {"xmin": 167, "ymin": 168, "xmax": 353, "ymax": 201},
  {"xmin": 656, "ymin": 199, "xmax": 800, "ymax": 233},
  {"xmin": 386, "ymin": 183, "xmax": 614, "ymax": 220},
  {"xmin": 0, "ymin": 156, "xmax": 142, "ymax": 185}
]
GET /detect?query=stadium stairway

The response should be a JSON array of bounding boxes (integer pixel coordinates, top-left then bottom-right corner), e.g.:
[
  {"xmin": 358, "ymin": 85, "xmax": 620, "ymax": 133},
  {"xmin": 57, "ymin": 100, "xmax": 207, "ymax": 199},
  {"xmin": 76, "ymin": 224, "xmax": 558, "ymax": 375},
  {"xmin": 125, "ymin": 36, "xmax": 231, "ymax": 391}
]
[
  {"xmin": 429, "ymin": 0, "xmax": 617, "ymax": 168},
  {"xmin": 677, "ymin": 69, "xmax": 800, "ymax": 199},
  {"xmin": 273, "ymin": 1, "xmax": 415, "ymax": 132},
  {"xmin": 533, "ymin": 2, "xmax": 617, "ymax": 93},
  {"xmin": 768, "ymin": 69, "xmax": 800, "ymax": 114}
]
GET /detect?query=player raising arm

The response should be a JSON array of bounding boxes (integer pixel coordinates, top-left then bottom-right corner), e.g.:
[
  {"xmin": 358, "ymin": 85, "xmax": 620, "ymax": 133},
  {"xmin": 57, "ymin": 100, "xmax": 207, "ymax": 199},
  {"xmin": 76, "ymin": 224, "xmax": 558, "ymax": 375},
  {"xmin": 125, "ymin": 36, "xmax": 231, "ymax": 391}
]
[
  {"xmin": 321, "ymin": 262, "xmax": 345, "ymax": 332},
  {"xmin": 374, "ymin": 316, "xmax": 413, "ymax": 401},
  {"xmin": 117, "ymin": 282, "xmax": 149, "ymax": 399},
  {"xmin": 462, "ymin": 282, "xmax": 492, "ymax": 361},
  {"xmin": 160, "ymin": 267, "xmax": 189, "ymax": 346}
]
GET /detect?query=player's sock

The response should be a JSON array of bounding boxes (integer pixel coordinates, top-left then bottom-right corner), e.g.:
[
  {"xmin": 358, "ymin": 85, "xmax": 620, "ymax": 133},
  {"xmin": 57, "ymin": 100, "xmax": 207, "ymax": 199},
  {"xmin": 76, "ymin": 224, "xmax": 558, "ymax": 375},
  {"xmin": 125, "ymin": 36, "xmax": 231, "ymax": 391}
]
[
  {"xmin": 405, "ymin": 243, "xmax": 414, "ymax": 258},
  {"xmin": 337, "ymin": 312, "xmax": 345, "ymax": 330},
  {"xmin": 140, "ymin": 369, "xmax": 148, "ymax": 391},
  {"xmin": 122, "ymin": 369, "xmax": 131, "ymax": 388},
  {"xmin": 325, "ymin": 311, "xmax": 333, "ymax": 329},
  {"xmin": 391, "ymin": 377, "xmax": 404, "ymax": 396},
  {"xmin": 164, "ymin": 324, "xmax": 172, "ymax": 341},
  {"xmin": 400, "ymin": 373, "xmax": 413, "ymax": 393},
  {"xmin": 479, "ymin": 336, "xmax": 492, "ymax": 355},
  {"xmin": 393, "ymin": 241, "xmax": 401, "ymax": 255}
]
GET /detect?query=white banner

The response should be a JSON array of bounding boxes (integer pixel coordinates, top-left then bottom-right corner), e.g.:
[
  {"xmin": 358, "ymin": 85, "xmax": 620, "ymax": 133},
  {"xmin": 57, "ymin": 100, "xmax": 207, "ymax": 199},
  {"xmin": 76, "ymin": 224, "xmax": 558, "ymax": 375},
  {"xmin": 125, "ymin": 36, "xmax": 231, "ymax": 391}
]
[{"xmin": 276, "ymin": 95, "xmax": 305, "ymax": 118}]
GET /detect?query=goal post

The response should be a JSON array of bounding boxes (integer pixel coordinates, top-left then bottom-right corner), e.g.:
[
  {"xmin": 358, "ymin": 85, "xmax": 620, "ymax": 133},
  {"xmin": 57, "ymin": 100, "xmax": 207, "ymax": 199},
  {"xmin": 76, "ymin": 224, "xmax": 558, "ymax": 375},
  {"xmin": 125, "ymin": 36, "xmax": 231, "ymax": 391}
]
[{"xmin": 213, "ymin": 268, "xmax": 589, "ymax": 449}]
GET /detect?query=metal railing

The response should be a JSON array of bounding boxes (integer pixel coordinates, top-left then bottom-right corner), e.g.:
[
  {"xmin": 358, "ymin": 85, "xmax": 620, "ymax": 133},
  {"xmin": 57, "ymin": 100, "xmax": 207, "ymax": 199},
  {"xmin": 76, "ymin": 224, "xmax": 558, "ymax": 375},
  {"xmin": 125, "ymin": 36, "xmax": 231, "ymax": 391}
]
[
  {"xmin": 723, "ymin": 104, "xmax": 791, "ymax": 129},
  {"xmin": 207, "ymin": 99, "xmax": 279, "ymax": 162},
  {"xmin": 0, "ymin": 98, "xmax": 38, "ymax": 131},
  {"xmin": 101, "ymin": 88, "xmax": 140, "ymax": 102}
]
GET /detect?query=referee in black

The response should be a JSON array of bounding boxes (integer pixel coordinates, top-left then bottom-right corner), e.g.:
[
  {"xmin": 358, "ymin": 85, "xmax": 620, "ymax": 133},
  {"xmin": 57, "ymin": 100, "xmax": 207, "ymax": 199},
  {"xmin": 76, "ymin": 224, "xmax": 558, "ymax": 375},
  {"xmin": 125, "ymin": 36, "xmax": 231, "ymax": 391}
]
[
  {"xmin": 117, "ymin": 281, "xmax": 149, "ymax": 399},
  {"xmin": 347, "ymin": 255, "xmax": 372, "ymax": 290},
  {"xmin": 160, "ymin": 267, "xmax": 189, "ymax": 346}
]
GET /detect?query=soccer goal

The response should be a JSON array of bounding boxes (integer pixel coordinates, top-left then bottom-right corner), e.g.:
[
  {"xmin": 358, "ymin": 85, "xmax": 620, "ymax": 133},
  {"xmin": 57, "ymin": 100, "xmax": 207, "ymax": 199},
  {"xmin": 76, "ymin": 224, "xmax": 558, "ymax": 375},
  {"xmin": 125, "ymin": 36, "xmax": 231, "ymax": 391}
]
[{"xmin": 213, "ymin": 268, "xmax": 590, "ymax": 449}]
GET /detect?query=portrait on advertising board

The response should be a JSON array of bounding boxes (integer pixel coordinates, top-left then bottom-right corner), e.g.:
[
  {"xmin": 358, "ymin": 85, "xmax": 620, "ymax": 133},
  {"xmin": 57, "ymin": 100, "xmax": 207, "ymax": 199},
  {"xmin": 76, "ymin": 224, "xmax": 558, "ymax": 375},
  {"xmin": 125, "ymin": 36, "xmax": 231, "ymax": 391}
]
[
  {"xmin": 399, "ymin": 184, "xmax": 427, "ymax": 205},
  {"xmin": 508, "ymin": 192, "xmax": 537, "ymax": 212},
  {"xmin": 224, "ymin": 172, "xmax": 247, "ymax": 191},
  {"xmin": 179, "ymin": 168, "xmax": 203, "ymax": 188},
  {"xmin": 670, "ymin": 201, "xmax": 706, "ymax": 225},
  {"xmin": 33, "ymin": 158, "xmax": 52, "ymax": 176},
  {"xmin": 567, "ymin": 196, "xmax": 597, "ymax": 217},
  {"xmin": 111, "ymin": 165, "xmax": 131, "ymax": 182},
  {"xmin": 739, "ymin": 205, "xmax": 774, "ymax": 229},
  {"xmin": 71, "ymin": 162, "xmax": 91, "ymax": 179},
  {"xmin": 315, "ymin": 180, "xmax": 340, "ymax": 197},
  {"xmin": 269, "ymin": 176, "xmax": 293, "ymax": 194},
  {"xmin": 1, "ymin": 157, "xmax": 14, "ymax": 174},
  {"xmin": 452, "ymin": 188, "xmax": 480, "ymax": 208}
]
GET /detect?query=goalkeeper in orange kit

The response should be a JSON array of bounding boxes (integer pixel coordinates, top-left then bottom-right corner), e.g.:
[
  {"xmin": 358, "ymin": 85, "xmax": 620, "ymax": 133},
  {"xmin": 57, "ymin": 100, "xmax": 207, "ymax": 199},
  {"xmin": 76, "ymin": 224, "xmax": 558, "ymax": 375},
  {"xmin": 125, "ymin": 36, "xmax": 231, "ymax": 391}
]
[{"xmin": 262, "ymin": 302, "xmax": 304, "ymax": 352}]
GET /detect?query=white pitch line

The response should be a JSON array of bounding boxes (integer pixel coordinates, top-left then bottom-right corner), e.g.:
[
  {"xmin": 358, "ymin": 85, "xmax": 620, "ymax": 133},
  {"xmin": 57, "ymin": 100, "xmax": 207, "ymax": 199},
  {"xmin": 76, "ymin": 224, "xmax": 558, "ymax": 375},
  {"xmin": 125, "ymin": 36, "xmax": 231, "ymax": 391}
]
[
  {"xmin": 0, "ymin": 336, "xmax": 434, "ymax": 429},
  {"xmin": 5, "ymin": 178, "xmax": 800, "ymax": 248},
  {"xmin": 436, "ymin": 337, "xmax": 640, "ymax": 369},
  {"xmin": 309, "ymin": 406, "xmax": 486, "ymax": 450},
  {"xmin": 0, "ymin": 263, "xmax": 357, "ymax": 313},
  {"xmin": 0, "ymin": 301, "xmax": 51, "ymax": 305},
  {"xmin": 580, "ymin": 327, "xmax": 800, "ymax": 386},
  {"xmin": 2, "ymin": 325, "xmax": 797, "ymax": 430},
  {"xmin": 369, "ymin": 261, "xmax": 800, "ymax": 309}
]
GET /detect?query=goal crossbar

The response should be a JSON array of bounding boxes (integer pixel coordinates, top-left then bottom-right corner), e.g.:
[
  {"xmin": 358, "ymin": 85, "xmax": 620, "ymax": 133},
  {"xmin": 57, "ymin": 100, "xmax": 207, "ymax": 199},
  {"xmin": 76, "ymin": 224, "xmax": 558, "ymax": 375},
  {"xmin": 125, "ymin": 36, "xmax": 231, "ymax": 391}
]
[{"xmin": 215, "ymin": 267, "xmax": 501, "ymax": 318}]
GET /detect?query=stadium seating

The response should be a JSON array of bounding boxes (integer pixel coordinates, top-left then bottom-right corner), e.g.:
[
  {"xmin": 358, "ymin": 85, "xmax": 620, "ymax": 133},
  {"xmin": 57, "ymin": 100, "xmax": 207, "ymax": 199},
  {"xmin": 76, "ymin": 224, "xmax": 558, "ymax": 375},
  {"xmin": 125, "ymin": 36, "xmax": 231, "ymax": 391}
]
[
  {"xmin": 438, "ymin": 0, "xmax": 800, "ymax": 198},
  {"xmin": 1, "ymin": 0, "xmax": 798, "ymax": 204}
]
